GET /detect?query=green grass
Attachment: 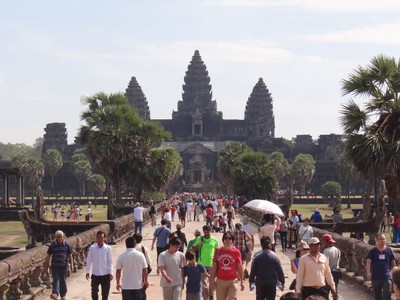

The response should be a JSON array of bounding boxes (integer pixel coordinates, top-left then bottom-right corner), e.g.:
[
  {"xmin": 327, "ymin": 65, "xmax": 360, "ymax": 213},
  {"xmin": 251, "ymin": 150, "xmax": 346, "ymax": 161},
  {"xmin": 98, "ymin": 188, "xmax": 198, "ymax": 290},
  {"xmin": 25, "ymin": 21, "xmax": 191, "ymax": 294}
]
[{"xmin": 291, "ymin": 204, "xmax": 363, "ymax": 220}]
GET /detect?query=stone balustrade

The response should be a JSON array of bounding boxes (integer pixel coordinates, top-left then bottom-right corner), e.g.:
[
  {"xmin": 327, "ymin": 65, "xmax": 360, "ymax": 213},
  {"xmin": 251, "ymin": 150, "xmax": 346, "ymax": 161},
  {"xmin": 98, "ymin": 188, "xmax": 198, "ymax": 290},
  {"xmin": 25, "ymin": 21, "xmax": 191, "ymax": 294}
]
[{"xmin": 0, "ymin": 222, "xmax": 115, "ymax": 300}]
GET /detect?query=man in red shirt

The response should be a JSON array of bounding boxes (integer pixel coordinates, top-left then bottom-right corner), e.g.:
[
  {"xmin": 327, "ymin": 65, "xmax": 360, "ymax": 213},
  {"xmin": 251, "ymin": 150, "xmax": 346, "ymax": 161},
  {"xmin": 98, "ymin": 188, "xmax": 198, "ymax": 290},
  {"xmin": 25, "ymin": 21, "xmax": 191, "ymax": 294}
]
[{"xmin": 210, "ymin": 231, "xmax": 244, "ymax": 300}]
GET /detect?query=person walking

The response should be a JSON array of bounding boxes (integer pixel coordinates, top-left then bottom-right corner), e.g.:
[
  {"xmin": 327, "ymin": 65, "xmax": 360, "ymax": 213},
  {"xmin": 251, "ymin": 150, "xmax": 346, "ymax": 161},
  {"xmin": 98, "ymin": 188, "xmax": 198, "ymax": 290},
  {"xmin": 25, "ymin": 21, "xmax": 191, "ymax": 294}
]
[
  {"xmin": 259, "ymin": 214, "xmax": 276, "ymax": 251},
  {"xmin": 210, "ymin": 231, "xmax": 245, "ymax": 300},
  {"xmin": 134, "ymin": 233, "xmax": 152, "ymax": 300},
  {"xmin": 391, "ymin": 267, "xmax": 400, "ymax": 299},
  {"xmin": 321, "ymin": 234, "xmax": 341, "ymax": 300},
  {"xmin": 43, "ymin": 230, "xmax": 74, "ymax": 300},
  {"xmin": 241, "ymin": 216, "xmax": 256, "ymax": 279},
  {"xmin": 174, "ymin": 223, "xmax": 188, "ymax": 253},
  {"xmin": 289, "ymin": 210, "xmax": 299, "ymax": 249},
  {"xmin": 182, "ymin": 250, "xmax": 210, "ymax": 300},
  {"xmin": 279, "ymin": 216, "xmax": 289, "ymax": 252},
  {"xmin": 297, "ymin": 219, "xmax": 313, "ymax": 244},
  {"xmin": 192, "ymin": 225, "xmax": 219, "ymax": 300},
  {"xmin": 249, "ymin": 237, "xmax": 285, "ymax": 300},
  {"xmin": 158, "ymin": 237, "xmax": 186, "ymax": 300},
  {"xmin": 233, "ymin": 223, "xmax": 251, "ymax": 268},
  {"xmin": 115, "ymin": 236, "xmax": 148, "ymax": 300},
  {"xmin": 295, "ymin": 237, "xmax": 336, "ymax": 300},
  {"xmin": 365, "ymin": 233, "xmax": 396, "ymax": 300},
  {"xmin": 134, "ymin": 202, "xmax": 145, "ymax": 234},
  {"xmin": 151, "ymin": 219, "xmax": 171, "ymax": 275},
  {"xmin": 85, "ymin": 231, "xmax": 113, "ymax": 300}
]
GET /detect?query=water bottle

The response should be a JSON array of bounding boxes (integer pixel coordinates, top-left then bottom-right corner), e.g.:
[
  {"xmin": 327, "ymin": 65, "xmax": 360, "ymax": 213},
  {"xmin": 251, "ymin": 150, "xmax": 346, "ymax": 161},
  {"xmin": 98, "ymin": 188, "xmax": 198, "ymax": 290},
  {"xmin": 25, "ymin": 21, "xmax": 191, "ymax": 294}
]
[{"xmin": 250, "ymin": 283, "xmax": 255, "ymax": 293}]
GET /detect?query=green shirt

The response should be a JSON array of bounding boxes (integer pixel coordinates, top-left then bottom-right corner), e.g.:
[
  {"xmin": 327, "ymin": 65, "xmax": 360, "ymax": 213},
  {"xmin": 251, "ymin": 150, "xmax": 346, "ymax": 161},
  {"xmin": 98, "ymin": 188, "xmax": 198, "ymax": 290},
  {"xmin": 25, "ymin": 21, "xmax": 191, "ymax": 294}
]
[{"xmin": 192, "ymin": 236, "xmax": 219, "ymax": 267}]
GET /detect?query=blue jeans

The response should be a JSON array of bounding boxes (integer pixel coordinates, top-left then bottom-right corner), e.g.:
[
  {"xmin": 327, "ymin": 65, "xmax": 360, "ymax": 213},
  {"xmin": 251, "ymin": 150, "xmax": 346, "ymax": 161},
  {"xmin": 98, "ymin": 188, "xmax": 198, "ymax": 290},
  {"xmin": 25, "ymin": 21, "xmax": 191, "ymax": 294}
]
[
  {"xmin": 51, "ymin": 266, "xmax": 68, "ymax": 297},
  {"xmin": 186, "ymin": 291, "xmax": 201, "ymax": 300},
  {"xmin": 372, "ymin": 279, "xmax": 392, "ymax": 300},
  {"xmin": 135, "ymin": 221, "xmax": 143, "ymax": 234}
]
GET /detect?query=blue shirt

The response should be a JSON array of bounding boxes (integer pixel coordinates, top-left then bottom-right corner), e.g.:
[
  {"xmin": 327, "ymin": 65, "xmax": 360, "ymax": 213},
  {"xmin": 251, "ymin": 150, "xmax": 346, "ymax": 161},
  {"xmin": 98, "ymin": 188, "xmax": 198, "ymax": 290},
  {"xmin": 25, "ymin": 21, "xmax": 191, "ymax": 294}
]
[
  {"xmin": 47, "ymin": 240, "xmax": 72, "ymax": 267},
  {"xmin": 366, "ymin": 247, "xmax": 395, "ymax": 280},
  {"xmin": 183, "ymin": 263, "xmax": 206, "ymax": 293},
  {"xmin": 153, "ymin": 226, "xmax": 171, "ymax": 248}
]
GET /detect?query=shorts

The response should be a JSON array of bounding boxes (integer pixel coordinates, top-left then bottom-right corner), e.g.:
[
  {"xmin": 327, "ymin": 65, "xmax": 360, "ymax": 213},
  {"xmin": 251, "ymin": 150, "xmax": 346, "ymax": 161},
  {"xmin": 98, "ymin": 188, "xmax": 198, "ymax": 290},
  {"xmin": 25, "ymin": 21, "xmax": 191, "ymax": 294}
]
[{"xmin": 216, "ymin": 278, "xmax": 238, "ymax": 300}]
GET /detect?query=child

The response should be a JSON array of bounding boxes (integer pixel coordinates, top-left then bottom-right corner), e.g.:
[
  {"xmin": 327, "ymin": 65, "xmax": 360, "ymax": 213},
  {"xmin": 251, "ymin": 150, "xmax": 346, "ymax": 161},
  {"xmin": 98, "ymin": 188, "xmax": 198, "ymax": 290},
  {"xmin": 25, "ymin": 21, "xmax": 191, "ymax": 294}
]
[
  {"xmin": 219, "ymin": 214, "xmax": 227, "ymax": 233},
  {"xmin": 213, "ymin": 216, "xmax": 220, "ymax": 232},
  {"xmin": 182, "ymin": 250, "xmax": 209, "ymax": 300}
]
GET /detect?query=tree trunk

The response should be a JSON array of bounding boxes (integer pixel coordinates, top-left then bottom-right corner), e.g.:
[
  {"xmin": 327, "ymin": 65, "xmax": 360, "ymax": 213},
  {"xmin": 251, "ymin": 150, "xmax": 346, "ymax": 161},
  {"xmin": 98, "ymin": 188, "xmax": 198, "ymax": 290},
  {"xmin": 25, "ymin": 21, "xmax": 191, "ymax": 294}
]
[
  {"xmin": 367, "ymin": 179, "xmax": 387, "ymax": 245},
  {"xmin": 51, "ymin": 175, "xmax": 54, "ymax": 196}
]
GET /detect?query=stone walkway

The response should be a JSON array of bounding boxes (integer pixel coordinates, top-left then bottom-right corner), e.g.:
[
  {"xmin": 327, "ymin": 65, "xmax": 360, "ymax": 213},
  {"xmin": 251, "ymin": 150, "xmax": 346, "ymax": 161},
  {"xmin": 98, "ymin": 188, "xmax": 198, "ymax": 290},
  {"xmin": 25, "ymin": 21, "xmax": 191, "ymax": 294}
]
[{"xmin": 37, "ymin": 215, "xmax": 373, "ymax": 300}]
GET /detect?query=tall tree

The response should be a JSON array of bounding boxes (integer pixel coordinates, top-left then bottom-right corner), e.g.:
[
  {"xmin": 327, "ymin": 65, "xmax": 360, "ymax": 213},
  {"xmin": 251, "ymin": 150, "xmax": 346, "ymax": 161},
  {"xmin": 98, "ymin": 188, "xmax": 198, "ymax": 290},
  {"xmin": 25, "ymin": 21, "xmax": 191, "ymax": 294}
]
[
  {"xmin": 79, "ymin": 92, "xmax": 169, "ymax": 219},
  {"xmin": 42, "ymin": 148, "xmax": 63, "ymax": 196},
  {"xmin": 291, "ymin": 153, "xmax": 315, "ymax": 195},
  {"xmin": 87, "ymin": 174, "xmax": 106, "ymax": 196},
  {"xmin": 13, "ymin": 155, "xmax": 45, "ymax": 197},
  {"xmin": 233, "ymin": 151, "xmax": 278, "ymax": 200},
  {"xmin": 131, "ymin": 146, "xmax": 183, "ymax": 198},
  {"xmin": 217, "ymin": 142, "xmax": 252, "ymax": 195},
  {"xmin": 270, "ymin": 151, "xmax": 293, "ymax": 209},
  {"xmin": 340, "ymin": 54, "xmax": 400, "ymax": 239},
  {"xmin": 71, "ymin": 160, "xmax": 92, "ymax": 195}
]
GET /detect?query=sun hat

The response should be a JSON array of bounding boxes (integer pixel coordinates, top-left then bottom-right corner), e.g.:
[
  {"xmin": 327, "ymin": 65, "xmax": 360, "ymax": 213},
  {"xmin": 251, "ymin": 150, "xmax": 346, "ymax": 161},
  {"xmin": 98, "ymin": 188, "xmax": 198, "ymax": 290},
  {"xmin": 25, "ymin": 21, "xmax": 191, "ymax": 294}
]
[
  {"xmin": 297, "ymin": 241, "xmax": 310, "ymax": 250},
  {"xmin": 307, "ymin": 237, "xmax": 321, "ymax": 245}
]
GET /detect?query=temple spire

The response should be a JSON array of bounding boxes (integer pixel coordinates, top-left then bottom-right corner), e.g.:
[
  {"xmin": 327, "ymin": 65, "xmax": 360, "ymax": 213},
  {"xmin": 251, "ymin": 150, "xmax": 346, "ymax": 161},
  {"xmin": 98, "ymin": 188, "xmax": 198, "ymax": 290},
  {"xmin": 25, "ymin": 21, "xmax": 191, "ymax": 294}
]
[
  {"xmin": 125, "ymin": 76, "xmax": 150, "ymax": 120},
  {"xmin": 245, "ymin": 78, "xmax": 275, "ymax": 139},
  {"xmin": 176, "ymin": 50, "xmax": 218, "ymax": 116}
]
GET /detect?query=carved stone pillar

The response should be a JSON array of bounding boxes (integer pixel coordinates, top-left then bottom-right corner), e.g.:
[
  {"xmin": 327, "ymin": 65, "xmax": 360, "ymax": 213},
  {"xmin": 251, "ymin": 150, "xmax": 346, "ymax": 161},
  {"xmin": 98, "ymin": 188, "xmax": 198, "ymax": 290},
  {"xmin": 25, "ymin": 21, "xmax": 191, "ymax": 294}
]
[
  {"xmin": 29, "ymin": 267, "xmax": 42, "ymax": 287},
  {"xmin": 0, "ymin": 284, "xmax": 9, "ymax": 300},
  {"xmin": 6, "ymin": 278, "xmax": 21, "ymax": 300},
  {"xmin": 40, "ymin": 272, "xmax": 51, "ymax": 289},
  {"xmin": 20, "ymin": 273, "xmax": 31, "ymax": 295}
]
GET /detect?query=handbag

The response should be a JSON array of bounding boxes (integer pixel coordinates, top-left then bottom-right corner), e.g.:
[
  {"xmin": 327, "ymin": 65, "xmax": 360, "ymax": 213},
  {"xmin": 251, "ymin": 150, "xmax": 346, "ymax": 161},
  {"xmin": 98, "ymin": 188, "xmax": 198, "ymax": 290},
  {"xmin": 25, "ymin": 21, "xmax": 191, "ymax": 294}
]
[{"xmin": 289, "ymin": 279, "xmax": 296, "ymax": 290}]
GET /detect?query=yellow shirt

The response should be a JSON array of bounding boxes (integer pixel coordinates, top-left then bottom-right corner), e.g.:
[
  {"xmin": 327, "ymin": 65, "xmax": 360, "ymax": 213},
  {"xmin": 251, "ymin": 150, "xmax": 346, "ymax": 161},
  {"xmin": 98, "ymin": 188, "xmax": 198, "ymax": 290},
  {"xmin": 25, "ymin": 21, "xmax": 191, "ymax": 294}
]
[{"xmin": 295, "ymin": 252, "xmax": 335, "ymax": 294}]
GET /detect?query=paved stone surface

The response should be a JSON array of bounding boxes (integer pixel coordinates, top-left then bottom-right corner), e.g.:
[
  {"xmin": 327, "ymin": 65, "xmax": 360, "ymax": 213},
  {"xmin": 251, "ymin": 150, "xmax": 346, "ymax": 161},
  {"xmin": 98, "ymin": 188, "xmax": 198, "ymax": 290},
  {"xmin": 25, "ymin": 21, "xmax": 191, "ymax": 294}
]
[{"xmin": 37, "ymin": 215, "xmax": 374, "ymax": 300}]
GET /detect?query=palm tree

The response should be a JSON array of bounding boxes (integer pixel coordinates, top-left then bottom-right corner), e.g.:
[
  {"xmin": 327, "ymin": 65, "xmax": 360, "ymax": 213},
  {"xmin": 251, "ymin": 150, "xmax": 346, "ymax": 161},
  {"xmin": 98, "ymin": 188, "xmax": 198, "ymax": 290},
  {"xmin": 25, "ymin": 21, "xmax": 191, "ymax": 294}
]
[
  {"xmin": 341, "ymin": 55, "xmax": 400, "ymax": 240},
  {"xmin": 42, "ymin": 148, "xmax": 63, "ymax": 196},
  {"xmin": 79, "ymin": 92, "xmax": 169, "ymax": 219},
  {"xmin": 291, "ymin": 153, "xmax": 315, "ymax": 195}
]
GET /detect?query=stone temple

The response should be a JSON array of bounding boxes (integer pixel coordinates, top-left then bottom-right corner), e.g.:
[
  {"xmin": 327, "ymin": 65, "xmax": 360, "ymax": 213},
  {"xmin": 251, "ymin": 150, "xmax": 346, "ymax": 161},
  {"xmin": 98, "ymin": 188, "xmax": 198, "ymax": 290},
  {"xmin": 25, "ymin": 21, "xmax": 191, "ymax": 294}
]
[{"xmin": 41, "ymin": 50, "xmax": 343, "ymax": 195}]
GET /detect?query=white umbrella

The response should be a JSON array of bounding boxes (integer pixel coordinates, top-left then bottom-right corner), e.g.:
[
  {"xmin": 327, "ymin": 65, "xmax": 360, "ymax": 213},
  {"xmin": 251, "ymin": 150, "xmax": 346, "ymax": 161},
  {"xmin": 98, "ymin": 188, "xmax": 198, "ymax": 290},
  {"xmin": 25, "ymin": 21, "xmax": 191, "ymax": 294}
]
[{"xmin": 243, "ymin": 199, "xmax": 284, "ymax": 217}]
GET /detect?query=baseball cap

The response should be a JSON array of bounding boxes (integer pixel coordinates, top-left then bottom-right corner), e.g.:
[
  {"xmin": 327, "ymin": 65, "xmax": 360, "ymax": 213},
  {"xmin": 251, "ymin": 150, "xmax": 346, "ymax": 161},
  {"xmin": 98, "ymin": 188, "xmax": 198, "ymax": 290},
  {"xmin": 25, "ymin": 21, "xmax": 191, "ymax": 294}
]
[
  {"xmin": 307, "ymin": 237, "xmax": 321, "ymax": 245},
  {"xmin": 322, "ymin": 234, "xmax": 336, "ymax": 244}
]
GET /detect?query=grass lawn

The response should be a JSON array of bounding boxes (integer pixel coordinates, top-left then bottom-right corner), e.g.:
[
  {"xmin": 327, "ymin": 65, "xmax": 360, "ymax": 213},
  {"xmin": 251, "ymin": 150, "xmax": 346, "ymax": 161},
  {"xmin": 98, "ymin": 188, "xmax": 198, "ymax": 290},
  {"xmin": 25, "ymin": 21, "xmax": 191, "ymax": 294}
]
[{"xmin": 292, "ymin": 204, "xmax": 363, "ymax": 220}]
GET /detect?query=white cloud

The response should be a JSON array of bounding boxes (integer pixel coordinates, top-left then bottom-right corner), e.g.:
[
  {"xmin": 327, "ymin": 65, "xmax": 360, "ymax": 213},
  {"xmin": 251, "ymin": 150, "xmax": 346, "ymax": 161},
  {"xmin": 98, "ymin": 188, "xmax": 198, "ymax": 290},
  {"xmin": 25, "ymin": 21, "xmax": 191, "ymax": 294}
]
[
  {"xmin": 200, "ymin": 0, "xmax": 400, "ymax": 13},
  {"xmin": 296, "ymin": 23, "xmax": 400, "ymax": 45}
]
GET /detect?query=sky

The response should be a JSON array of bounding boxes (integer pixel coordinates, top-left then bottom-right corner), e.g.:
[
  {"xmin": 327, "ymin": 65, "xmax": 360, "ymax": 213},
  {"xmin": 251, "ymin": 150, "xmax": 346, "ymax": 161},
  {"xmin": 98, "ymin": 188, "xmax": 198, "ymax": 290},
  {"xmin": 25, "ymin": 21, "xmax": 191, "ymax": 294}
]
[{"xmin": 1, "ymin": 0, "xmax": 400, "ymax": 145}]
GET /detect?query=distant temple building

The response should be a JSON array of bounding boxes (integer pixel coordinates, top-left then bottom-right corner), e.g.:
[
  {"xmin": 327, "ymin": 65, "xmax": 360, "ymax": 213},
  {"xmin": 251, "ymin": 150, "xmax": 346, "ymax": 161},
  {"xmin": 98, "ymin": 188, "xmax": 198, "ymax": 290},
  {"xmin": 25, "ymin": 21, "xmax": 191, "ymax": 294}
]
[{"xmin": 42, "ymin": 50, "xmax": 343, "ymax": 194}]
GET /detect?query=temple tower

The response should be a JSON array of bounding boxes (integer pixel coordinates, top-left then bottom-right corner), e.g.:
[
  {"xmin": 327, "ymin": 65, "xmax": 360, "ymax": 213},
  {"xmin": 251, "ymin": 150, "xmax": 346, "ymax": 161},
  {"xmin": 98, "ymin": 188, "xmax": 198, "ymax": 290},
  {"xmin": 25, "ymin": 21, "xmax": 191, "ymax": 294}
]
[
  {"xmin": 42, "ymin": 123, "xmax": 68, "ymax": 157},
  {"xmin": 244, "ymin": 78, "xmax": 275, "ymax": 142},
  {"xmin": 172, "ymin": 50, "xmax": 222, "ymax": 141},
  {"xmin": 125, "ymin": 76, "xmax": 151, "ymax": 120}
]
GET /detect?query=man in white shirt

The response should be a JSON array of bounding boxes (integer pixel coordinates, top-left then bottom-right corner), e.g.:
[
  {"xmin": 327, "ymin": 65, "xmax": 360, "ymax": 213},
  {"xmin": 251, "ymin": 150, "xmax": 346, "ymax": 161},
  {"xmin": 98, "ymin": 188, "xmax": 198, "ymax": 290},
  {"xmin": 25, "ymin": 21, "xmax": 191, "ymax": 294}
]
[
  {"xmin": 134, "ymin": 202, "xmax": 145, "ymax": 234},
  {"xmin": 86, "ymin": 231, "xmax": 113, "ymax": 300},
  {"xmin": 116, "ymin": 236, "xmax": 148, "ymax": 300},
  {"xmin": 296, "ymin": 237, "xmax": 336, "ymax": 299},
  {"xmin": 298, "ymin": 218, "xmax": 313, "ymax": 243}
]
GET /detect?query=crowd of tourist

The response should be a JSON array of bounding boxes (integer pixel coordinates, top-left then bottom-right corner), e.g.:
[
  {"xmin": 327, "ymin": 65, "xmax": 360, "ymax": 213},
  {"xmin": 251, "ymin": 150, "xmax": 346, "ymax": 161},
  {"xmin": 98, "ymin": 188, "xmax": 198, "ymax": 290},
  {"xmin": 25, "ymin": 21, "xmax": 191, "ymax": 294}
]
[{"xmin": 44, "ymin": 193, "xmax": 400, "ymax": 300}]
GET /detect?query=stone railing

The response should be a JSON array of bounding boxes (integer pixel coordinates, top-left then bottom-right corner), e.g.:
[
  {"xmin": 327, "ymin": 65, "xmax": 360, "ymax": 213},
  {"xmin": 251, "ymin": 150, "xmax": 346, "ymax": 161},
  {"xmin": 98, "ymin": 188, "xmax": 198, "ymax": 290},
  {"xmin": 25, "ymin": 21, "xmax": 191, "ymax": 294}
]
[
  {"xmin": 0, "ymin": 198, "xmax": 172, "ymax": 300},
  {"xmin": 0, "ymin": 219, "xmax": 126, "ymax": 300}
]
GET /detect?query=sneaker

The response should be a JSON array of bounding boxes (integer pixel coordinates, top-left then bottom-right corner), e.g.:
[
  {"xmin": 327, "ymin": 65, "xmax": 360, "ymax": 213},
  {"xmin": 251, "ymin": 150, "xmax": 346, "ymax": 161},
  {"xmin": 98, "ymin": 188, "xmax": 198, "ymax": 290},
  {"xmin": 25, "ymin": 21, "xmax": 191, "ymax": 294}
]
[{"xmin": 50, "ymin": 294, "xmax": 58, "ymax": 300}]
